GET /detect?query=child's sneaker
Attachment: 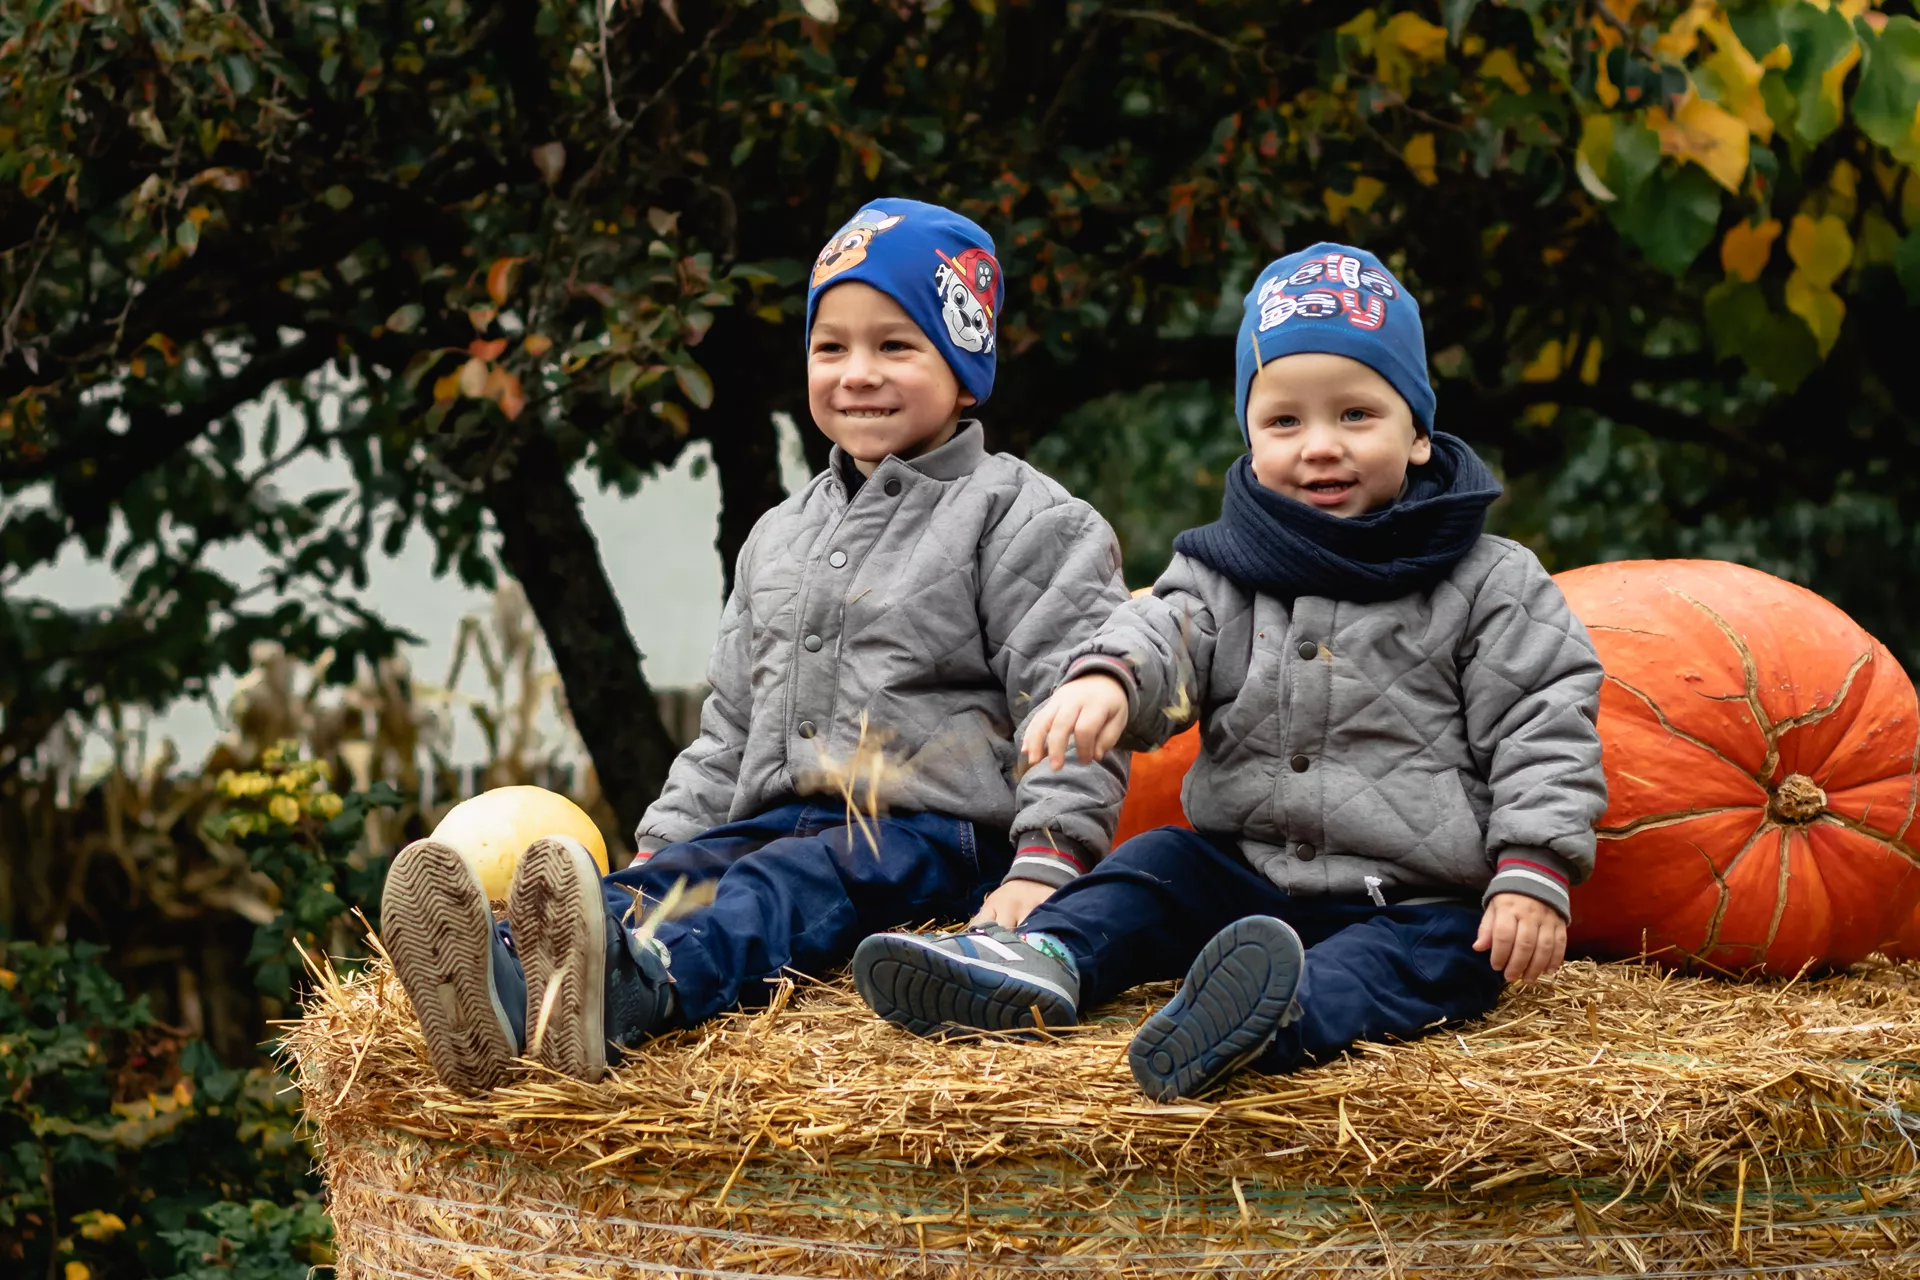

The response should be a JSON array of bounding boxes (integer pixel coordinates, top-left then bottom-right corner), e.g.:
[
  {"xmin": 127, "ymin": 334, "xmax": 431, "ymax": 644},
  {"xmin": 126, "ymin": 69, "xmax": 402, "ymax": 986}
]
[
  {"xmin": 507, "ymin": 836, "xmax": 676, "ymax": 1082},
  {"xmin": 1128, "ymin": 915, "xmax": 1305, "ymax": 1102},
  {"xmin": 382, "ymin": 839, "xmax": 527, "ymax": 1094},
  {"xmin": 853, "ymin": 925, "xmax": 1081, "ymax": 1036}
]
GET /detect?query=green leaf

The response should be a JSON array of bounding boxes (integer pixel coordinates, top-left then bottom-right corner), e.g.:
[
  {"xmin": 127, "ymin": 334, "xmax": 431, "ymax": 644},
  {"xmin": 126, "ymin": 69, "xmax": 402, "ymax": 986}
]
[
  {"xmin": 674, "ymin": 362, "xmax": 715, "ymax": 410},
  {"xmin": 1725, "ymin": 0, "xmax": 1789, "ymax": 63},
  {"xmin": 321, "ymin": 184, "xmax": 354, "ymax": 210},
  {"xmin": 1607, "ymin": 119, "xmax": 1663, "ymax": 201},
  {"xmin": 1704, "ymin": 280, "xmax": 1819, "ymax": 390},
  {"xmin": 385, "ymin": 303, "xmax": 424, "ymax": 333},
  {"xmin": 401, "ymin": 348, "xmax": 443, "ymax": 391},
  {"xmin": 608, "ymin": 360, "xmax": 641, "ymax": 396},
  {"xmin": 175, "ymin": 219, "xmax": 199, "ymax": 252},
  {"xmin": 1610, "ymin": 164, "xmax": 1722, "ymax": 278},
  {"xmin": 1777, "ymin": 1, "xmax": 1855, "ymax": 144},
  {"xmin": 1854, "ymin": 16, "xmax": 1920, "ymax": 164}
]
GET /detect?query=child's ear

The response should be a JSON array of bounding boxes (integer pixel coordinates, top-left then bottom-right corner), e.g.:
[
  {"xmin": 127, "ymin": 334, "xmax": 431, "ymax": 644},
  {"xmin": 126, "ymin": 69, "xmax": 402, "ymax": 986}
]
[
  {"xmin": 957, "ymin": 389, "xmax": 978, "ymax": 408},
  {"xmin": 1409, "ymin": 430, "xmax": 1433, "ymax": 465}
]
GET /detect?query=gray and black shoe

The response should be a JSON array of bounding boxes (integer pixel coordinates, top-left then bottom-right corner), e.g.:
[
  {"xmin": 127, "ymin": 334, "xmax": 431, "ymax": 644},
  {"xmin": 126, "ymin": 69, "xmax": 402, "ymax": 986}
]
[
  {"xmin": 1128, "ymin": 915, "xmax": 1305, "ymax": 1102},
  {"xmin": 507, "ymin": 836, "xmax": 677, "ymax": 1082},
  {"xmin": 382, "ymin": 839, "xmax": 526, "ymax": 1094},
  {"xmin": 854, "ymin": 925, "xmax": 1081, "ymax": 1037}
]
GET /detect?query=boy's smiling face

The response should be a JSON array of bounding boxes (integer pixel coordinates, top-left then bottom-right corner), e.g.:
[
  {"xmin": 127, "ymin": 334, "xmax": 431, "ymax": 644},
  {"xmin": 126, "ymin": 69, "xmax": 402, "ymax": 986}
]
[
  {"xmin": 808, "ymin": 282, "xmax": 974, "ymax": 475},
  {"xmin": 1245, "ymin": 352, "xmax": 1431, "ymax": 518}
]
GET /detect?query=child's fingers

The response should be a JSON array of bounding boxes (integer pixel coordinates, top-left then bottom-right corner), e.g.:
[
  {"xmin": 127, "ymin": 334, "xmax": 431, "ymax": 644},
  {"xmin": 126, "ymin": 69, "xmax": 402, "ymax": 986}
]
[
  {"xmin": 1071, "ymin": 705, "xmax": 1111, "ymax": 763},
  {"xmin": 1473, "ymin": 907, "xmax": 1494, "ymax": 952},
  {"xmin": 1095, "ymin": 708, "xmax": 1127, "ymax": 757},
  {"xmin": 1021, "ymin": 704, "xmax": 1055, "ymax": 763},
  {"xmin": 1485, "ymin": 910, "xmax": 1514, "ymax": 970},
  {"xmin": 1504, "ymin": 919, "xmax": 1540, "ymax": 982},
  {"xmin": 1044, "ymin": 704, "xmax": 1077, "ymax": 770}
]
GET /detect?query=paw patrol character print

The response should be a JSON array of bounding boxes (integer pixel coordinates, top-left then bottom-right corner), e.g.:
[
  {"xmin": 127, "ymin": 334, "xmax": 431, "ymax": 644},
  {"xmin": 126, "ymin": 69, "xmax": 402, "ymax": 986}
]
[
  {"xmin": 933, "ymin": 247, "xmax": 1000, "ymax": 355},
  {"xmin": 812, "ymin": 209, "xmax": 905, "ymax": 289},
  {"xmin": 1258, "ymin": 250, "xmax": 1397, "ymax": 333}
]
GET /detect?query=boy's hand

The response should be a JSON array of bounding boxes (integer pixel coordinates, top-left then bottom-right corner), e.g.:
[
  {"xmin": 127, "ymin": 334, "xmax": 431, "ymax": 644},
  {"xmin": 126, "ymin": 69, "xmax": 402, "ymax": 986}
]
[
  {"xmin": 1020, "ymin": 674, "xmax": 1129, "ymax": 771},
  {"xmin": 1474, "ymin": 892, "xmax": 1567, "ymax": 984},
  {"xmin": 973, "ymin": 878, "xmax": 1056, "ymax": 929}
]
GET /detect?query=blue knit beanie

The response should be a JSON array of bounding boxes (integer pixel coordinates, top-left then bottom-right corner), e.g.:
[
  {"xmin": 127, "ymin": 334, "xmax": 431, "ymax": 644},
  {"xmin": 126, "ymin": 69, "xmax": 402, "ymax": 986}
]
[
  {"xmin": 1235, "ymin": 243, "xmax": 1434, "ymax": 439},
  {"xmin": 804, "ymin": 199, "xmax": 1002, "ymax": 407}
]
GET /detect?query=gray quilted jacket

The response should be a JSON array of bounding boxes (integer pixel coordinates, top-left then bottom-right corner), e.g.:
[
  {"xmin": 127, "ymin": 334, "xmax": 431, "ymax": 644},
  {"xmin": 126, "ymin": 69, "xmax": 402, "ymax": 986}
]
[
  {"xmin": 636, "ymin": 423, "xmax": 1131, "ymax": 888},
  {"xmin": 1064, "ymin": 537, "xmax": 1606, "ymax": 918}
]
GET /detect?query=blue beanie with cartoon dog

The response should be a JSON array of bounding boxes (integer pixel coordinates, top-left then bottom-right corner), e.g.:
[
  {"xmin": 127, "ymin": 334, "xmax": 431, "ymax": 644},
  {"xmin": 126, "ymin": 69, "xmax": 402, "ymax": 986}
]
[
  {"xmin": 804, "ymin": 199, "xmax": 1002, "ymax": 407},
  {"xmin": 1236, "ymin": 243, "xmax": 1435, "ymax": 438}
]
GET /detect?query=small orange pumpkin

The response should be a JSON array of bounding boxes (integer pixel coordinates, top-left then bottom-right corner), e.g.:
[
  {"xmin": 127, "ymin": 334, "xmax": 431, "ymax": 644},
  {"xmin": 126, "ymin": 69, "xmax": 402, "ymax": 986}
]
[{"xmin": 1558, "ymin": 560, "xmax": 1920, "ymax": 976}]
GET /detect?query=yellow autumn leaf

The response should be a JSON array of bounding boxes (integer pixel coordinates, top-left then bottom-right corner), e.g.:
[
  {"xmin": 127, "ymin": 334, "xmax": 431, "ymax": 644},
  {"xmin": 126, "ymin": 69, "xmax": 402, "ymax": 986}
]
[
  {"xmin": 1593, "ymin": 39, "xmax": 1621, "ymax": 108},
  {"xmin": 68, "ymin": 1263, "xmax": 91, "ymax": 1280},
  {"xmin": 1323, "ymin": 176, "xmax": 1388, "ymax": 224},
  {"xmin": 1402, "ymin": 133, "xmax": 1437, "ymax": 185},
  {"xmin": 1784, "ymin": 274, "xmax": 1845, "ymax": 356},
  {"xmin": 1698, "ymin": 18, "xmax": 1773, "ymax": 143},
  {"xmin": 1579, "ymin": 338, "xmax": 1604, "ymax": 385},
  {"xmin": 1521, "ymin": 339, "xmax": 1565, "ymax": 383},
  {"xmin": 1337, "ymin": 8, "xmax": 1377, "ymax": 52},
  {"xmin": 457, "ymin": 356, "xmax": 489, "ymax": 398},
  {"xmin": 1720, "ymin": 218, "xmax": 1781, "ymax": 282},
  {"xmin": 1478, "ymin": 48, "xmax": 1531, "ymax": 95},
  {"xmin": 1375, "ymin": 12, "xmax": 1447, "ymax": 94},
  {"xmin": 1818, "ymin": 40, "xmax": 1861, "ymax": 130},
  {"xmin": 1787, "ymin": 213, "xmax": 1853, "ymax": 287},
  {"xmin": 1650, "ymin": 94, "xmax": 1750, "ymax": 193},
  {"xmin": 1575, "ymin": 114, "xmax": 1617, "ymax": 201},
  {"xmin": 1654, "ymin": 0, "xmax": 1715, "ymax": 60}
]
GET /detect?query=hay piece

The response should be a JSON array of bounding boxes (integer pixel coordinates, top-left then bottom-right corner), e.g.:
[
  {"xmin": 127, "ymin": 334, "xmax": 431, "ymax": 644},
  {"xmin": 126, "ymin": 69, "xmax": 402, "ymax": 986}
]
[{"xmin": 288, "ymin": 957, "xmax": 1920, "ymax": 1277}]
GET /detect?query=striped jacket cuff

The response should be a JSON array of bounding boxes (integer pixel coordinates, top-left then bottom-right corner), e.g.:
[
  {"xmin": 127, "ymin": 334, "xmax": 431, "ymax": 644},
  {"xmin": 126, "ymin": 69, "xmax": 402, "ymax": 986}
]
[
  {"xmin": 632, "ymin": 834, "xmax": 673, "ymax": 862},
  {"xmin": 1483, "ymin": 849, "xmax": 1575, "ymax": 921},
  {"xmin": 1004, "ymin": 840, "xmax": 1093, "ymax": 890}
]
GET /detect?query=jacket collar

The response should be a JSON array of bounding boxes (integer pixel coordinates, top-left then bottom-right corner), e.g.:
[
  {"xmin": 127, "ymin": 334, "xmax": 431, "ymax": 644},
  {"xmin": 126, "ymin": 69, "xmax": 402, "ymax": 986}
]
[{"xmin": 828, "ymin": 420, "xmax": 987, "ymax": 493}]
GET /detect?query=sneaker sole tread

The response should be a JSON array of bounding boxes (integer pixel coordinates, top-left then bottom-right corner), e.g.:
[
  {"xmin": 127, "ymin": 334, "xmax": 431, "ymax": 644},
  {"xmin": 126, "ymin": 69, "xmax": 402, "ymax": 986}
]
[
  {"xmin": 1129, "ymin": 917, "xmax": 1305, "ymax": 1102},
  {"xmin": 509, "ymin": 837, "xmax": 609, "ymax": 1082},
  {"xmin": 382, "ymin": 841, "xmax": 517, "ymax": 1095}
]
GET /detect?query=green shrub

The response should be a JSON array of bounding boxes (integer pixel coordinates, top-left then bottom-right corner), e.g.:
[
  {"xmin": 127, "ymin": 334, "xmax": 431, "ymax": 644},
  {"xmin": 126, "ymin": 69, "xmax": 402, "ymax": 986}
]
[{"xmin": 3, "ymin": 755, "xmax": 398, "ymax": 1277}]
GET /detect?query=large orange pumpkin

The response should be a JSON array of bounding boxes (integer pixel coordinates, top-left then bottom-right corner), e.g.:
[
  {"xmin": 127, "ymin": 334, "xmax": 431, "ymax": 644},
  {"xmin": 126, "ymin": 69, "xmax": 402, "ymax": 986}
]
[
  {"xmin": 1113, "ymin": 726, "xmax": 1199, "ymax": 845},
  {"xmin": 1559, "ymin": 561, "xmax": 1920, "ymax": 976}
]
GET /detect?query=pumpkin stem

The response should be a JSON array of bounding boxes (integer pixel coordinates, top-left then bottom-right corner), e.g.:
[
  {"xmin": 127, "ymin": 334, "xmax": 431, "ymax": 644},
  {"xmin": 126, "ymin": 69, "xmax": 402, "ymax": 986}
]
[{"xmin": 1769, "ymin": 773, "xmax": 1828, "ymax": 825}]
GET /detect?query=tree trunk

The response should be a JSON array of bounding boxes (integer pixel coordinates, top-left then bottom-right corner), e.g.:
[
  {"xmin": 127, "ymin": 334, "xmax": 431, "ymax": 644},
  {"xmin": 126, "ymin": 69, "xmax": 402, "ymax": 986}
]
[
  {"xmin": 697, "ymin": 311, "xmax": 801, "ymax": 592},
  {"xmin": 483, "ymin": 431, "xmax": 679, "ymax": 847}
]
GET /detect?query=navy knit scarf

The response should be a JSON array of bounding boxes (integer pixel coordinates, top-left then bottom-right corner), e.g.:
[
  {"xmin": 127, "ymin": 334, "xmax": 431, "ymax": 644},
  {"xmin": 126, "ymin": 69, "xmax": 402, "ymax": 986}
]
[{"xmin": 1174, "ymin": 433, "xmax": 1502, "ymax": 603}]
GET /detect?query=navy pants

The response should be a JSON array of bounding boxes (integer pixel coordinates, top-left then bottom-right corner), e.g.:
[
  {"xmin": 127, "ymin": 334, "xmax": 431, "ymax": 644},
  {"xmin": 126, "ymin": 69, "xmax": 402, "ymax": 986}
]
[
  {"xmin": 1019, "ymin": 826, "xmax": 1506, "ymax": 1071},
  {"xmin": 600, "ymin": 802, "xmax": 1008, "ymax": 1025}
]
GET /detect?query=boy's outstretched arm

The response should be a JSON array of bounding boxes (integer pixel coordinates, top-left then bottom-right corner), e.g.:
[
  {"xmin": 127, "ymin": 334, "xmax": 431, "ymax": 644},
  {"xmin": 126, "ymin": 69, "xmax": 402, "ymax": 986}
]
[
  {"xmin": 1044, "ymin": 553, "xmax": 1225, "ymax": 763},
  {"xmin": 1459, "ymin": 544, "xmax": 1609, "ymax": 960},
  {"xmin": 631, "ymin": 531, "xmax": 759, "ymax": 857},
  {"xmin": 978, "ymin": 499, "xmax": 1133, "ymax": 902}
]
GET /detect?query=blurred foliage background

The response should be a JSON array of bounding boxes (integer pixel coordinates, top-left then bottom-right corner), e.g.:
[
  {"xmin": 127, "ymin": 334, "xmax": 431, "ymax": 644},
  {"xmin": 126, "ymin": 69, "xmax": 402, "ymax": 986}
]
[{"xmin": 2, "ymin": 0, "xmax": 1919, "ymax": 1272}]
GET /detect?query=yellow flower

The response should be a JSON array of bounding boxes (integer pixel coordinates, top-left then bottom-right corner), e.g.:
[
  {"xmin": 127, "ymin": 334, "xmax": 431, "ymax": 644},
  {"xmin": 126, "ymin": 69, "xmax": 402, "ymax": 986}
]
[
  {"xmin": 313, "ymin": 792, "xmax": 344, "ymax": 820},
  {"xmin": 268, "ymin": 795, "xmax": 301, "ymax": 826}
]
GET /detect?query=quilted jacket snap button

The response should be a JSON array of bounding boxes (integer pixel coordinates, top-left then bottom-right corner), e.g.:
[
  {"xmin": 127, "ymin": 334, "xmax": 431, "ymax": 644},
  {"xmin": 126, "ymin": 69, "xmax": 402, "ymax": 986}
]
[
  {"xmin": 1294, "ymin": 842, "xmax": 1317, "ymax": 862},
  {"xmin": 804, "ymin": 634, "xmax": 823, "ymax": 652},
  {"xmin": 829, "ymin": 550, "xmax": 848, "ymax": 568},
  {"xmin": 1290, "ymin": 754, "xmax": 1311, "ymax": 773},
  {"xmin": 1296, "ymin": 640, "xmax": 1318, "ymax": 660},
  {"xmin": 884, "ymin": 478, "xmax": 903, "ymax": 496},
  {"xmin": 797, "ymin": 720, "xmax": 816, "ymax": 738}
]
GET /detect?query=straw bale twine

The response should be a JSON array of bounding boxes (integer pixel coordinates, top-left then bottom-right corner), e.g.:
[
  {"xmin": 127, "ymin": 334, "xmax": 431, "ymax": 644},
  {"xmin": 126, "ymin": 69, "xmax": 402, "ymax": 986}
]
[{"xmin": 289, "ymin": 950, "xmax": 1920, "ymax": 1277}]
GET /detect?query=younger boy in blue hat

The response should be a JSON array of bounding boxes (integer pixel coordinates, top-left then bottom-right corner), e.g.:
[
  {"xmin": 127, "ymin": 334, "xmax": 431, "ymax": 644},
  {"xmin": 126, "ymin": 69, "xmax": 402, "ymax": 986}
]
[
  {"xmin": 381, "ymin": 200, "xmax": 1131, "ymax": 1093},
  {"xmin": 855, "ymin": 244, "xmax": 1609, "ymax": 1101}
]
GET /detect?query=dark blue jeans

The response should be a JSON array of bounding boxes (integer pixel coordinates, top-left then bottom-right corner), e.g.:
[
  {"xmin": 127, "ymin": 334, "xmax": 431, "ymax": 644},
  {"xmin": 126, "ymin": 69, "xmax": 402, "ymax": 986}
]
[
  {"xmin": 1019, "ymin": 826, "xmax": 1506, "ymax": 1072},
  {"xmin": 601, "ymin": 802, "xmax": 1008, "ymax": 1025}
]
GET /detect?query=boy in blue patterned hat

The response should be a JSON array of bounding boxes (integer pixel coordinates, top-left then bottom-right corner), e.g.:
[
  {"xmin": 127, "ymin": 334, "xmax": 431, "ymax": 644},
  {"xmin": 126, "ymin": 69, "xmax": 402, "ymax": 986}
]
[
  {"xmin": 855, "ymin": 243, "xmax": 1610, "ymax": 1100},
  {"xmin": 380, "ymin": 200, "xmax": 1131, "ymax": 1093}
]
